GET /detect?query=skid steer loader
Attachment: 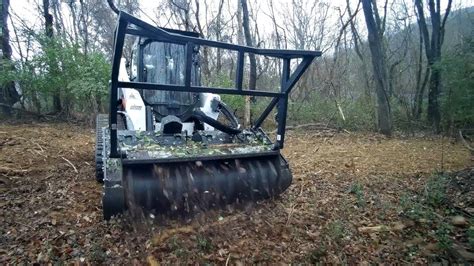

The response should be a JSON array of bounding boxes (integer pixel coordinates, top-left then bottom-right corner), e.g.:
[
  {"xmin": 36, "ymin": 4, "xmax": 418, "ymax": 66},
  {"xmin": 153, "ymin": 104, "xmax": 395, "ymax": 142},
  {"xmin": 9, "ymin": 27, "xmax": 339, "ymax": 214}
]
[{"xmin": 96, "ymin": 12, "xmax": 321, "ymax": 219}]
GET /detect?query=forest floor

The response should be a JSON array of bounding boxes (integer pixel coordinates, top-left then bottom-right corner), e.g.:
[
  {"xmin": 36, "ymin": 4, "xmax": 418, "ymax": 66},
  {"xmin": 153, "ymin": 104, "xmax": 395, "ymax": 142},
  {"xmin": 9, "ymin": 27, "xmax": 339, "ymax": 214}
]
[{"xmin": 0, "ymin": 122, "xmax": 473, "ymax": 264}]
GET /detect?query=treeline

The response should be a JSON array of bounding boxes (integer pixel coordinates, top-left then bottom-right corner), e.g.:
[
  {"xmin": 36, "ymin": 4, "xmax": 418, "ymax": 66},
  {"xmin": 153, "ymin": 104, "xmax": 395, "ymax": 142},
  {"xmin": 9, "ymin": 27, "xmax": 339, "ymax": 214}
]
[{"xmin": 0, "ymin": 0, "xmax": 472, "ymax": 134}]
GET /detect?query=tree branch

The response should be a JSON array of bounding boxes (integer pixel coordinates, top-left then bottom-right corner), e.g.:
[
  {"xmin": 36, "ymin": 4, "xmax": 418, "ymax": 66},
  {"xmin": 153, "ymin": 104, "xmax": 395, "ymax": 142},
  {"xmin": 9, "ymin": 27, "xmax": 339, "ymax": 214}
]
[
  {"xmin": 440, "ymin": 0, "xmax": 453, "ymax": 46},
  {"xmin": 414, "ymin": 0, "xmax": 432, "ymax": 61},
  {"xmin": 107, "ymin": 0, "xmax": 120, "ymax": 15}
]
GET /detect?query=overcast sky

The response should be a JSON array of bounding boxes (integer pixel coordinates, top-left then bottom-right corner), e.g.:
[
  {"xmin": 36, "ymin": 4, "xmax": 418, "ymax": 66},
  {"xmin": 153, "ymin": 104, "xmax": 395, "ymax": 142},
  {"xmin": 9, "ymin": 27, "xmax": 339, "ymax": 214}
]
[
  {"xmin": 11, "ymin": 0, "xmax": 473, "ymax": 28},
  {"xmin": 8, "ymin": 0, "xmax": 474, "ymax": 59}
]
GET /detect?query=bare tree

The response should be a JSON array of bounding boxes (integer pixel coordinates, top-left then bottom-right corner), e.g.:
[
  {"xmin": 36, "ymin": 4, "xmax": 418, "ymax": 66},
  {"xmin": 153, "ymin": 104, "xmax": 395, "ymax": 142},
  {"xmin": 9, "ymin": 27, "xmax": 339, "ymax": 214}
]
[
  {"xmin": 0, "ymin": 0, "xmax": 20, "ymax": 115},
  {"xmin": 240, "ymin": 0, "xmax": 256, "ymax": 91},
  {"xmin": 78, "ymin": 0, "xmax": 90, "ymax": 55},
  {"xmin": 193, "ymin": 0, "xmax": 211, "ymax": 79},
  {"xmin": 66, "ymin": 1, "xmax": 80, "ymax": 45},
  {"xmin": 51, "ymin": 0, "xmax": 67, "ymax": 40},
  {"xmin": 263, "ymin": 0, "xmax": 289, "ymax": 78},
  {"xmin": 214, "ymin": 0, "xmax": 225, "ymax": 73},
  {"xmin": 346, "ymin": 0, "xmax": 371, "ymax": 99},
  {"xmin": 239, "ymin": 0, "xmax": 256, "ymax": 127},
  {"xmin": 86, "ymin": 0, "xmax": 119, "ymax": 55},
  {"xmin": 414, "ymin": 0, "xmax": 453, "ymax": 132},
  {"xmin": 43, "ymin": 0, "xmax": 62, "ymax": 113},
  {"xmin": 412, "ymin": 17, "xmax": 430, "ymax": 119},
  {"xmin": 361, "ymin": 0, "xmax": 392, "ymax": 136},
  {"xmin": 168, "ymin": 0, "xmax": 193, "ymax": 31},
  {"xmin": 282, "ymin": 0, "xmax": 330, "ymax": 102},
  {"xmin": 43, "ymin": 0, "xmax": 54, "ymax": 39}
]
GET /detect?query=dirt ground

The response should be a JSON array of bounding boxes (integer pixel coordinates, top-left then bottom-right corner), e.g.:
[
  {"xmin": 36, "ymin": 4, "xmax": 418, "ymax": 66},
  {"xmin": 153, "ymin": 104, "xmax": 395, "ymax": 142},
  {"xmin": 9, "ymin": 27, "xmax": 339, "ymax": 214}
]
[{"xmin": 0, "ymin": 122, "xmax": 473, "ymax": 264}]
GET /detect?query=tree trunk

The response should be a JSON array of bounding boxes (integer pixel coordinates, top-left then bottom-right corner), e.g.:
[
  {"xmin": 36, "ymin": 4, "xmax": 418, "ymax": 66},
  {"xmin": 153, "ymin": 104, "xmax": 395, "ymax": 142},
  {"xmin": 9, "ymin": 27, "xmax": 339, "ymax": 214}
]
[
  {"xmin": 193, "ymin": 0, "xmax": 210, "ymax": 81},
  {"xmin": 238, "ymin": 0, "xmax": 251, "ymax": 127},
  {"xmin": 414, "ymin": 0, "xmax": 452, "ymax": 132},
  {"xmin": 215, "ymin": 0, "xmax": 224, "ymax": 74},
  {"xmin": 413, "ymin": 23, "xmax": 429, "ymax": 119},
  {"xmin": 346, "ymin": 0, "xmax": 371, "ymax": 100},
  {"xmin": 78, "ymin": 0, "xmax": 89, "ymax": 55},
  {"xmin": 0, "ymin": 0, "xmax": 20, "ymax": 115},
  {"xmin": 241, "ymin": 0, "xmax": 256, "ymax": 91},
  {"xmin": 67, "ymin": 1, "xmax": 79, "ymax": 45},
  {"xmin": 361, "ymin": 0, "xmax": 392, "ymax": 136},
  {"xmin": 413, "ymin": 68, "xmax": 430, "ymax": 119},
  {"xmin": 43, "ymin": 0, "xmax": 61, "ymax": 113},
  {"xmin": 51, "ymin": 0, "xmax": 66, "ymax": 39},
  {"xmin": 240, "ymin": 0, "xmax": 256, "ymax": 127},
  {"xmin": 427, "ymin": 66, "xmax": 441, "ymax": 130}
]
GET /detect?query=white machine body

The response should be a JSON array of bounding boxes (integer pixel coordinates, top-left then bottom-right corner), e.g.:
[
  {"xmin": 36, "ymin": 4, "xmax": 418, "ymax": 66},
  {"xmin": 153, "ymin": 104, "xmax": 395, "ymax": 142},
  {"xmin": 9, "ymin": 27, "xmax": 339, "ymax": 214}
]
[{"xmin": 117, "ymin": 58, "xmax": 220, "ymax": 133}]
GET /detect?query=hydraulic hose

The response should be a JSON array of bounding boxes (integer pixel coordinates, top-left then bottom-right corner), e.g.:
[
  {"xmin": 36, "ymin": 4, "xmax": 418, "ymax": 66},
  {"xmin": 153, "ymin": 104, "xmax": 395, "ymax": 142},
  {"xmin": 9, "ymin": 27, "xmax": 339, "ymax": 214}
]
[
  {"xmin": 191, "ymin": 110, "xmax": 241, "ymax": 135},
  {"xmin": 191, "ymin": 99, "xmax": 241, "ymax": 135}
]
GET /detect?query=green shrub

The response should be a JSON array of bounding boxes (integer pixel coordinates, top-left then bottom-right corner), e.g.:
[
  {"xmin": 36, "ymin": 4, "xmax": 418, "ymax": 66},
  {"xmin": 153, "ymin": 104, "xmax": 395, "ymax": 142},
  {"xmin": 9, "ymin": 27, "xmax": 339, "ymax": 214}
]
[
  {"xmin": 435, "ymin": 222, "xmax": 453, "ymax": 250},
  {"xmin": 424, "ymin": 174, "xmax": 447, "ymax": 208},
  {"xmin": 0, "ymin": 35, "xmax": 110, "ymax": 117},
  {"xmin": 469, "ymin": 224, "xmax": 474, "ymax": 249},
  {"xmin": 349, "ymin": 182, "xmax": 366, "ymax": 208},
  {"xmin": 196, "ymin": 235, "xmax": 213, "ymax": 253},
  {"xmin": 439, "ymin": 37, "xmax": 474, "ymax": 130}
]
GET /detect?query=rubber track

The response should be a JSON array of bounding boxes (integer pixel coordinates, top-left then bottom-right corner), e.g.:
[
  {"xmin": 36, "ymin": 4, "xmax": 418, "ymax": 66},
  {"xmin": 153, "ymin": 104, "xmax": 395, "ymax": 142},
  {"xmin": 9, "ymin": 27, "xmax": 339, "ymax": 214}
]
[{"xmin": 95, "ymin": 114, "xmax": 108, "ymax": 182}]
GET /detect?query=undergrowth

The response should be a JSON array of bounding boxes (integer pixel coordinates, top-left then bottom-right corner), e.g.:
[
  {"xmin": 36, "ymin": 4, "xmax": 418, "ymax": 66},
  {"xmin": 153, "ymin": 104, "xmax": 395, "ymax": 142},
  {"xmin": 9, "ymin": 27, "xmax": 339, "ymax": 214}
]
[{"xmin": 399, "ymin": 173, "xmax": 469, "ymax": 258}]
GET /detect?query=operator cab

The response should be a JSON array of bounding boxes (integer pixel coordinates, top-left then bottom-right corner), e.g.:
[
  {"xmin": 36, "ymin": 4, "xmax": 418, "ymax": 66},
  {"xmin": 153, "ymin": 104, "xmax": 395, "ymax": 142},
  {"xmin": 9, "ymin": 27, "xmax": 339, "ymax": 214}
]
[
  {"xmin": 125, "ymin": 28, "xmax": 240, "ymax": 135},
  {"xmin": 129, "ymin": 28, "xmax": 201, "ymax": 123}
]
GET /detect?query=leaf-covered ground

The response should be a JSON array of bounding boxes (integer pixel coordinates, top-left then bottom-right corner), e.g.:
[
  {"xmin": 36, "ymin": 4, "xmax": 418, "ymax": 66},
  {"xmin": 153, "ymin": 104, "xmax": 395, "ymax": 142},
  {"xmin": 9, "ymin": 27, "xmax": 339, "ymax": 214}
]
[{"xmin": 0, "ymin": 123, "xmax": 472, "ymax": 264}]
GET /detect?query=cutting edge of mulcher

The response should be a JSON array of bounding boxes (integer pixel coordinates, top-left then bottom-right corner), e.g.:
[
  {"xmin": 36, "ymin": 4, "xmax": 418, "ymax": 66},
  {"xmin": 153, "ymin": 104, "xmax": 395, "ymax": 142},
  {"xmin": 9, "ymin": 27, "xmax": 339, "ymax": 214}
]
[{"xmin": 97, "ymin": 11, "xmax": 321, "ymax": 220}]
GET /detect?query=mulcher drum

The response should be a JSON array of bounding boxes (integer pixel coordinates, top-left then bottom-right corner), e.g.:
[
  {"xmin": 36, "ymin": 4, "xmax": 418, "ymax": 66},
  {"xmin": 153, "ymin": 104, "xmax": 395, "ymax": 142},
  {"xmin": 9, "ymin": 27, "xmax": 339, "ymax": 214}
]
[{"xmin": 101, "ymin": 129, "xmax": 292, "ymax": 219}]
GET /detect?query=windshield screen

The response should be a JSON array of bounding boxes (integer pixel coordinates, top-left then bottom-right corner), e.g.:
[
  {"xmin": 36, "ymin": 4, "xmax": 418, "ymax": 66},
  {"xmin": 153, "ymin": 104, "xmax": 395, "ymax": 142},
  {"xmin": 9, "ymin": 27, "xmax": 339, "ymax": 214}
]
[{"xmin": 141, "ymin": 41, "xmax": 198, "ymax": 109}]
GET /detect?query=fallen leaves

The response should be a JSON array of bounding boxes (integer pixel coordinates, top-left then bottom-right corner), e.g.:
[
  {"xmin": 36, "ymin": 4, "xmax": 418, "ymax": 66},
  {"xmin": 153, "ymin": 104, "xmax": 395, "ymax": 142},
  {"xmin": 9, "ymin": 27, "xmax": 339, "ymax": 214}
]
[
  {"xmin": 0, "ymin": 123, "xmax": 472, "ymax": 264},
  {"xmin": 152, "ymin": 226, "xmax": 195, "ymax": 245},
  {"xmin": 358, "ymin": 222, "xmax": 406, "ymax": 234},
  {"xmin": 147, "ymin": 255, "xmax": 159, "ymax": 266},
  {"xmin": 452, "ymin": 244, "xmax": 474, "ymax": 261},
  {"xmin": 451, "ymin": 216, "xmax": 468, "ymax": 227}
]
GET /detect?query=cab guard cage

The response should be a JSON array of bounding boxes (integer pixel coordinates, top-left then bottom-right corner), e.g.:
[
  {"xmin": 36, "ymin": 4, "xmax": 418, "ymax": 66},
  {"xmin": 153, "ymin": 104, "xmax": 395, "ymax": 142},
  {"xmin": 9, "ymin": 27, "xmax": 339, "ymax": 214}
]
[{"xmin": 109, "ymin": 11, "xmax": 322, "ymax": 158}]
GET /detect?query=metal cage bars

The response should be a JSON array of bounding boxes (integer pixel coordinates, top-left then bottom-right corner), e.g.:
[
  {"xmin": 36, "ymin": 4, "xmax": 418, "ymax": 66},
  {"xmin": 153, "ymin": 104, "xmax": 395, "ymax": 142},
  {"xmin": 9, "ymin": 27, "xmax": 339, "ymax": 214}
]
[{"xmin": 109, "ymin": 11, "xmax": 321, "ymax": 158}]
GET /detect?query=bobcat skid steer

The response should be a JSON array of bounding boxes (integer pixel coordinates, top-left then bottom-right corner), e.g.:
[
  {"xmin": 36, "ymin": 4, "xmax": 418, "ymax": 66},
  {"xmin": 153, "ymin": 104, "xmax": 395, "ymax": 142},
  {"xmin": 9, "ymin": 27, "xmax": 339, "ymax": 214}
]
[{"xmin": 96, "ymin": 12, "xmax": 321, "ymax": 219}]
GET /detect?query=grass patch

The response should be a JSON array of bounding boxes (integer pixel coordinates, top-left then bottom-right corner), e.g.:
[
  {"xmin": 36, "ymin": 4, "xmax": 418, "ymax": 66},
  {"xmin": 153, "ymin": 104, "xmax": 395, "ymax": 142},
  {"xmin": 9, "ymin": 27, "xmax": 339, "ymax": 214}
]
[
  {"xmin": 399, "ymin": 174, "xmax": 449, "ymax": 223},
  {"xmin": 168, "ymin": 236, "xmax": 189, "ymax": 259},
  {"xmin": 397, "ymin": 172, "xmax": 469, "ymax": 255},
  {"xmin": 423, "ymin": 174, "xmax": 448, "ymax": 208},
  {"xmin": 468, "ymin": 224, "xmax": 474, "ymax": 250},
  {"xmin": 306, "ymin": 246, "xmax": 327, "ymax": 263},
  {"xmin": 399, "ymin": 193, "xmax": 432, "ymax": 221},
  {"xmin": 326, "ymin": 220, "xmax": 348, "ymax": 245},
  {"xmin": 435, "ymin": 222, "xmax": 453, "ymax": 250},
  {"xmin": 90, "ymin": 242, "xmax": 107, "ymax": 263},
  {"xmin": 196, "ymin": 235, "xmax": 213, "ymax": 253},
  {"xmin": 348, "ymin": 182, "xmax": 366, "ymax": 208}
]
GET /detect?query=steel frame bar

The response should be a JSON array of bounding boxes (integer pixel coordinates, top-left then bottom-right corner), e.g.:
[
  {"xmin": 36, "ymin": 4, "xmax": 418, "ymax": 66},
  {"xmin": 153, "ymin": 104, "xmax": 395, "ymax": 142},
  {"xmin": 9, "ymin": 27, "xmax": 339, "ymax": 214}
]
[
  {"xmin": 109, "ymin": 11, "xmax": 321, "ymax": 158},
  {"xmin": 109, "ymin": 19, "xmax": 127, "ymax": 158}
]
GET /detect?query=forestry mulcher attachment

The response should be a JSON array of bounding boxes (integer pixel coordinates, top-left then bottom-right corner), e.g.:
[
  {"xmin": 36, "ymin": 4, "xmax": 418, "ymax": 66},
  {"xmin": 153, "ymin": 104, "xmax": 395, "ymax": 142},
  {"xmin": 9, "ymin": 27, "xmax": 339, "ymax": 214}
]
[{"xmin": 96, "ymin": 12, "xmax": 321, "ymax": 219}]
